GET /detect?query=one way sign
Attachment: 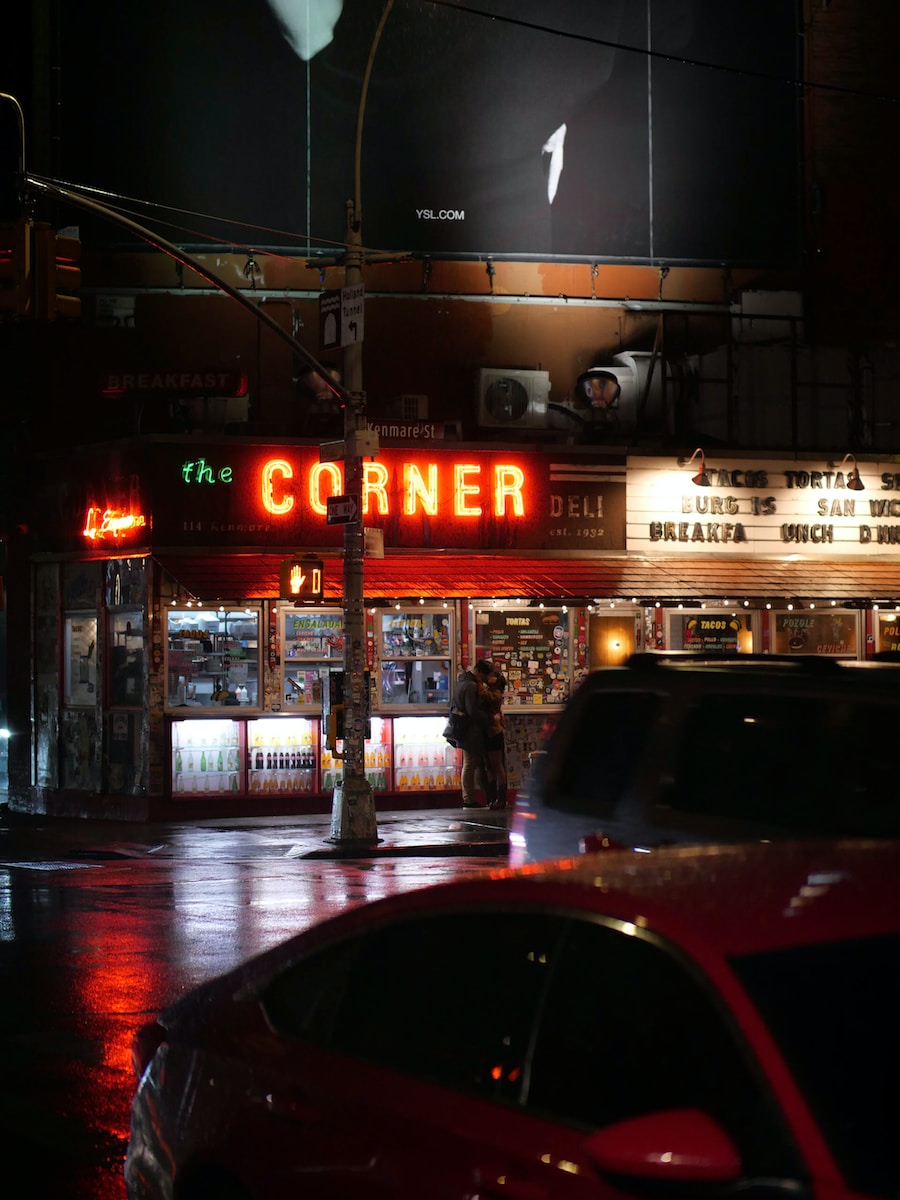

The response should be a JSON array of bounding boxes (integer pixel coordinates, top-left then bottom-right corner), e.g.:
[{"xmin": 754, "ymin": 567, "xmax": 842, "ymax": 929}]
[{"xmin": 326, "ymin": 494, "xmax": 360, "ymax": 525}]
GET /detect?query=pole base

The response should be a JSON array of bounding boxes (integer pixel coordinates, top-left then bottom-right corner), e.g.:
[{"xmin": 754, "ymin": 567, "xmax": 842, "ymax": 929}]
[{"xmin": 329, "ymin": 776, "xmax": 379, "ymax": 845}]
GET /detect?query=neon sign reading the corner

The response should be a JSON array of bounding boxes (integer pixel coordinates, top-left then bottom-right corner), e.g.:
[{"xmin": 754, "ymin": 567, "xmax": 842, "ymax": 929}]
[{"xmin": 260, "ymin": 458, "xmax": 526, "ymax": 518}]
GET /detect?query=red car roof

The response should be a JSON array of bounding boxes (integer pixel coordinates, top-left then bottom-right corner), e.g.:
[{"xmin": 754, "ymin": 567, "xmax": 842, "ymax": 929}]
[{"xmin": 479, "ymin": 839, "xmax": 900, "ymax": 958}]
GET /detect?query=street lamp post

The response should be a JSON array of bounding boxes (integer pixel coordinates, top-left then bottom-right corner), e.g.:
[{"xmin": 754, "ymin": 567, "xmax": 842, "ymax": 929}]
[
  {"xmin": 328, "ymin": 2, "xmax": 396, "ymax": 845},
  {"xmin": 328, "ymin": 197, "xmax": 377, "ymax": 845}
]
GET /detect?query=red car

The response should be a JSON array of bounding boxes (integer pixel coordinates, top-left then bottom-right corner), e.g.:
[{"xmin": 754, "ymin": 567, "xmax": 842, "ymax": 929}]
[{"xmin": 126, "ymin": 840, "xmax": 900, "ymax": 1200}]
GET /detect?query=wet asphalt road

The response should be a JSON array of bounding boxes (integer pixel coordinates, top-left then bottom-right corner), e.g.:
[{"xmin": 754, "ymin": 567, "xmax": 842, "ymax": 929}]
[{"xmin": 0, "ymin": 808, "xmax": 510, "ymax": 1199}]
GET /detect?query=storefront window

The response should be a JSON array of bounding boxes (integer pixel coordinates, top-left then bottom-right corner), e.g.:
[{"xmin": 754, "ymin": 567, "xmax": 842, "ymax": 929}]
[
  {"xmin": 667, "ymin": 610, "xmax": 751, "ymax": 653},
  {"xmin": 109, "ymin": 610, "xmax": 143, "ymax": 707},
  {"xmin": 473, "ymin": 606, "xmax": 571, "ymax": 707},
  {"xmin": 64, "ymin": 614, "xmax": 98, "ymax": 706},
  {"xmin": 770, "ymin": 609, "xmax": 858, "ymax": 657},
  {"xmin": 281, "ymin": 609, "xmax": 344, "ymax": 709},
  {"xmin": 166, "ymin": 607, "xmax": 260, "ymax": 708},
  {"xmin": 875, "ymin": 610, "xmax": 900, "ymax": 656},
  {"xmin": 378, "ymin": 609, "xmax": 452, "ymax": 707}
]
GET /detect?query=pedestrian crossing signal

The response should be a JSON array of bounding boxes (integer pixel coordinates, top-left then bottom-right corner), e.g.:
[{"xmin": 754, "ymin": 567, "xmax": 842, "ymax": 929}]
[{"xmin": 279, "ymin": 555, "xmax": 324, "ymax": 602}]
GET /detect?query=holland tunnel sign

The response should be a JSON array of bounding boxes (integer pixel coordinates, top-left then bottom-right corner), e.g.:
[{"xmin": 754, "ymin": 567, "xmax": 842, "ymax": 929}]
[{"xmin": 142, "ymin": 444, "xmax": 627, "ymax": 554}]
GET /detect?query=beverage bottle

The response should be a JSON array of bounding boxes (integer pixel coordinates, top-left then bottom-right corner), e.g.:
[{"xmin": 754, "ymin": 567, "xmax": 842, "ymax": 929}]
[
  {"xmin": 255, "ymin": 749, "xmax": 264, "ymax": 770},
  {"xmin": 200, "ymin": 750, "xmax": 207, "ymax": 771},
  {"xmin": 175, "ymin": 748, "xmax": 183, "ymax": 773},
  {"xmin": 266, "ymin": 751, "xmax": 272, "ymax": 770},
  {"xmin": 217, "ymin": 750, "xmax": 224, "ymax": 771}
]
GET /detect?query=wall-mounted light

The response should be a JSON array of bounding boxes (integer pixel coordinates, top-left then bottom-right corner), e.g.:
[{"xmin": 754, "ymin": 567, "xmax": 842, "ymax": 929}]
[
  {"xmin": 835, "ymin": 452, "xmax": 865, "ymax": 491},
  {"xmin": 677, "ymin": 447, "xmax": 710, "ymax": 487}
]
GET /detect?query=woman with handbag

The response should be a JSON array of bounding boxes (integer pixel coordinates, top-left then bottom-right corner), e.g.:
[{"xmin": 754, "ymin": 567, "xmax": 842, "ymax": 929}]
[{"xmin": 447, "ymin": 660, "xmax": 494, "ymax": 808}]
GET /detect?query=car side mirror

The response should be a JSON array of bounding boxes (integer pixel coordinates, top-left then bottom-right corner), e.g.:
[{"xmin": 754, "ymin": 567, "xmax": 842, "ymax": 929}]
[{"xmin": 584, "ymin": 1108, "xmax": 742, "ymax": 1185}]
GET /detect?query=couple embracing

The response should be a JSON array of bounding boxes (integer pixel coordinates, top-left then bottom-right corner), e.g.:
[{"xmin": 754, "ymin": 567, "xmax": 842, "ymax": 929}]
[{"xmin": 450, "ymin": 658, "xmax": 508, "ymax": 810}]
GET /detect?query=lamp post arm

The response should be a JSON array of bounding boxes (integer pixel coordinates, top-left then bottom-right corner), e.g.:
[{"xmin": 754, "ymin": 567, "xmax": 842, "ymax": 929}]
[
  {"xmin": 354, "ymin": 0, "xmax": 395, "ymax": 221},
  {"xmin": 1, "ymin": 93, "xmax": 26, "ymax": 177}
]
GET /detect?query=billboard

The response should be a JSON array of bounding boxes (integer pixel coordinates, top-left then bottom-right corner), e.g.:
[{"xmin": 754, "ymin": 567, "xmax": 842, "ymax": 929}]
[{"xmin": 56, "ymin": 0, "xmax": 800, "ymax": 265}]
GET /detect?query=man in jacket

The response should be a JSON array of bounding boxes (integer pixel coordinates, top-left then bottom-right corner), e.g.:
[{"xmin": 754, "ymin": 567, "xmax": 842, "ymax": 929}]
[{"xmin": 450, "ymin": 659, "xmax": 494, "ymax": 808}]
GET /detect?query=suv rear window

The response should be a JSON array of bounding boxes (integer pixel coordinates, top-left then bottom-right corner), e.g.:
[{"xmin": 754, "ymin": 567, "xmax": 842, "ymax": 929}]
[
  {"xmin": 548, "ymin": 690, "xmax": 659, "ymax": 815},
  {"xmin": 669, "ymin": 694, "xmax": 900, "ymax": 836}
]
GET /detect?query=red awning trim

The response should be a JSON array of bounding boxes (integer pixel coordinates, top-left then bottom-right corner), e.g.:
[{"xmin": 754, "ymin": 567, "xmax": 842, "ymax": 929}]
[{"xmin": 152, "ymin": 552, "xmax": 900, "ymax": 605}]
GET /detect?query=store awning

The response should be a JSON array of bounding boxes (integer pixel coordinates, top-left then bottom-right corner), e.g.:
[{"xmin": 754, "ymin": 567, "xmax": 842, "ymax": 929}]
[{"xmin": 152, "ymin": 551, "xmax": 900, "ymax": 605}]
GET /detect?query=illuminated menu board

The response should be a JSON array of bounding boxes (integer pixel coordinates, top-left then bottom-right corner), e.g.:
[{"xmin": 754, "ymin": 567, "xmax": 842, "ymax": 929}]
[{"xmin": 474, "ymin": 609, "xmax": 571, "ymax": 707}]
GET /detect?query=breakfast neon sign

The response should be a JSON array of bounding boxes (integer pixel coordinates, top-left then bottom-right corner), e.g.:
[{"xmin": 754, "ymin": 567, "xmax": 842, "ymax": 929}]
[{"xmin": 260, "ymin": 457, "xmax": 527, "ymax": 519}]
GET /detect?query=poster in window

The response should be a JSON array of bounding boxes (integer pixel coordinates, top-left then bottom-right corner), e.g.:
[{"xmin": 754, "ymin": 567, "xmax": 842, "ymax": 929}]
[{"xmin": 772, "ymin": 611, "xmax": 857, "ymax": 657}]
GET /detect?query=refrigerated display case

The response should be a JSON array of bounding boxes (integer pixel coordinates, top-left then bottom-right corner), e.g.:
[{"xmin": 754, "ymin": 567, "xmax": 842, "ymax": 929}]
[
  {"xmin": 323, "ymin": 716, "xmax": 392, "ymax": 794},
  {"xmin": 247, "ymin": 715, "xmax": 319, "ymax": 795},
  {"xmin": 378, "ymin": 608, "xmax": 453, "ymax": 707},
  {"xmin": 392, "ymin": 715, "xmax": 460, "ymax": 794},
  {"xmin": 166, "ymin": 607, "xmax": 260, "ymax": 709},
  {"xmin": 171, "ymin": 717, "xmax": 243, "ymax": 797}
]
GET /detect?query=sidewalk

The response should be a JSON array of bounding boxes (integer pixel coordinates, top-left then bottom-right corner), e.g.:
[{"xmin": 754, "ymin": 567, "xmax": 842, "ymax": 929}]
[{"xmin": 0, "ymin": 803, "xmax": 513, "ymax": 861}]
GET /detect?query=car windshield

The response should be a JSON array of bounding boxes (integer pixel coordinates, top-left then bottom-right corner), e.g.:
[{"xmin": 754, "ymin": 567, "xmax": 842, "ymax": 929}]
[{"xmin": 731, "ymin": 932, "xmax": 900, "ymax": 1198}]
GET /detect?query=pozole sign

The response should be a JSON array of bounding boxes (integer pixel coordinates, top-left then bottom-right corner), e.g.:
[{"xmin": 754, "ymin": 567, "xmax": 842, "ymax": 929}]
[{"xmin": 627, "ymin": 456, "xmax": 900, "ymax": 555}]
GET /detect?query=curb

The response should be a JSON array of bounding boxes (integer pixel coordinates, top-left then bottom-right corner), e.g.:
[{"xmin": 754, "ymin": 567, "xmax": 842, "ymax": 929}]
[{"xmin": 299, "ymin": 840, "xmax": 510, "ymax": 860}]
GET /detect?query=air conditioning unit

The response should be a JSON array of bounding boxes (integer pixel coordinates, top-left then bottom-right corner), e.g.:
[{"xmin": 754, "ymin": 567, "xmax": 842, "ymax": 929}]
[{"xmin": 476, "ymin": 369, "xmax": 551, "ymax": 429}]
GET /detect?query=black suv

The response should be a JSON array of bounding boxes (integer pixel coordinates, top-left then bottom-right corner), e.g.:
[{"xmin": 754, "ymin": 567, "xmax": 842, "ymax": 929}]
[{"xmin": 509, "ymin": 652, "xmax": 900, "ymax": 866}]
